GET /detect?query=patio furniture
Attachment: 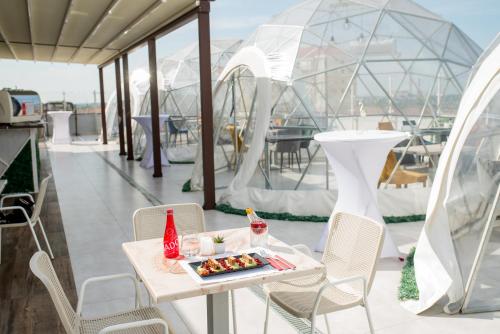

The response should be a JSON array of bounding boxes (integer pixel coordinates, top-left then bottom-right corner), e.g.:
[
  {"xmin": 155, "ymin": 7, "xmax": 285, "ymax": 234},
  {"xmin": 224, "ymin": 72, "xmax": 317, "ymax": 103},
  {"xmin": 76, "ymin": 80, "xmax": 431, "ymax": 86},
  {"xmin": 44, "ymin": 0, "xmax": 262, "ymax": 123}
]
[
  {"xmin": 122, "ymin": 227, "xmax": 324, "ymax": 334},
  {"xmin": 314, "ymin": 130, "xmax": 408, "ymax": 257},
  {"xmin": 269, "ymin": 129, "xmax": 302, "ymax": 173},
  {"xmin": 263, "ymin": 212, "xmax": 384, "ymax": 334},
  {"xmin": 226, "ymin": 124, "xmax": 247, "ymax": 169},
  {"xmin": 377, "ymin": 121, "xmax": 394, "ymax": 131},
  {"xmin": 378, "ymin": 151, "xmax": 428, "ymax": 188},
  {"xmin": 133, "ymin": 115, "xmax": 170, "ymax": 169},
  {"xmin": 167, "ymin": 117, "xmax": 189, "ymax": 146},
  {"xmin": 48, "ymin": 111, "xmax": 72, "ymax": 144},
  {"xmin": 133, "ymin": 203, "xmax": 238, "ymax": 334},
  {"xmin": 30, "ymin": 251, "xmax": 169, "ymax": 334},
  {"xmin": 0, "ymin": 175, "xmax": 54, "ymax": 264}
]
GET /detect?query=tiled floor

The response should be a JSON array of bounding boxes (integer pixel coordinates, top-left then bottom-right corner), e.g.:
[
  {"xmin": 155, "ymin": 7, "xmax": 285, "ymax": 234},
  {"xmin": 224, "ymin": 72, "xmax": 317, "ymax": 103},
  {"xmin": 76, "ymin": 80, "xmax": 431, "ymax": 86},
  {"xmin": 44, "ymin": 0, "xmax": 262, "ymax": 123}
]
[{"xmin": 46, "ymin": 139, "xmax": 500, "ymax": 334}]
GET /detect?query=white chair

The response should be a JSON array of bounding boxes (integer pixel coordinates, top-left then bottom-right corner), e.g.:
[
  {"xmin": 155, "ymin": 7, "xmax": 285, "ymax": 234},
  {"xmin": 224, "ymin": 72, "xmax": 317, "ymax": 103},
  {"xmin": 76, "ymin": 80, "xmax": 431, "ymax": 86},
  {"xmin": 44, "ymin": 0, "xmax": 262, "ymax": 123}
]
[
  {"xmin": 0, "ymin": 174, "xmax": 54, "ymax": 264},
  {"xmin": 263, "ymin": 212, "xmax": 385, "ymax": 334},
  {"xmin": 30, "ymin": 251, "xmax": 169, "ymax": 334},
  {"xmin": 133, "ymin": 203, "xmax": 238, "ymax": 334}
]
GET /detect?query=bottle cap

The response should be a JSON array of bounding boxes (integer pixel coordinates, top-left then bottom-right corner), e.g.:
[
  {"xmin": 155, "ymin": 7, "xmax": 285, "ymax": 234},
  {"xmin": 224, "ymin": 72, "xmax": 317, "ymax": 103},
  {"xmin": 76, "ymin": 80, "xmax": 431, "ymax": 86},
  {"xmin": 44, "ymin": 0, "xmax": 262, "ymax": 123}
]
[
  {"xmin": 166, "ymin": 208, "xmax": 174, "ymax": 214},
  {"xmin": 245, "ymin": 208, "xmax": 254, "ymax": 215}
]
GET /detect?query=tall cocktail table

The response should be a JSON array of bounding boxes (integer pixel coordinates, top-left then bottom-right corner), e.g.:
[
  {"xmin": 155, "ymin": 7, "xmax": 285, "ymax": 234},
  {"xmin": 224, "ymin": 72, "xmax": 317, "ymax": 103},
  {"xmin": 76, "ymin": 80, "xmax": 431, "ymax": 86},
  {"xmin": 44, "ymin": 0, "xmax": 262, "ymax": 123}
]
[
  {"xmin": 48, "ymin": 111, "xmax": 72, "ymax": 144},
  {"xmin": 314, "ymin": 130, "xmax": 409, "ymax": 258},
  {"xmin": 122, "ymin": 227, "xmax": 324, "ymax": 334},
  {"xmin": 132, "ymin": 115, "xmax": 170, "ymax": 169}
]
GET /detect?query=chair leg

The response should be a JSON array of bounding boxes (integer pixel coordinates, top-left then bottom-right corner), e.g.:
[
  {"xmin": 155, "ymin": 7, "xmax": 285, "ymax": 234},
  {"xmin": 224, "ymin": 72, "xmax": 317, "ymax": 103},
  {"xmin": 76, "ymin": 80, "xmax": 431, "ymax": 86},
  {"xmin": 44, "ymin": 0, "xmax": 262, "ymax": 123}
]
[
  {"xmin": 307, "ymin": 148, "xmax": 311, "ymax": 161},
  {"xmin": 324, "ymin": 314, "xmax": 332, "ymax": 334},
  {"xmin": 263, "ymin": 295, "xmax": 271, "ymax": 334},
  {"xmin": 38, "ymin": 218, "xmax": 54, "ymax": 259},
  {"xmin": 295, "ymin": 153, "xmax": 301, "ymax": 172},
  {"xmin": 310, "ymin": 315, "xmax": 316, "ymax": 334},
  {"xmin": 364, "ymin": 300, "xmax": 375, "ymax": 334},
  {"xmin": 231, "ymin": 290, "xmax": 238, "ymax": 334},
  {"xmin": 280, "ymin": 152, "xmax": 284, "ymax": 173},
  {"xmin": 27, "ymin": 221, "xmax": 43, "ymax": 253}
]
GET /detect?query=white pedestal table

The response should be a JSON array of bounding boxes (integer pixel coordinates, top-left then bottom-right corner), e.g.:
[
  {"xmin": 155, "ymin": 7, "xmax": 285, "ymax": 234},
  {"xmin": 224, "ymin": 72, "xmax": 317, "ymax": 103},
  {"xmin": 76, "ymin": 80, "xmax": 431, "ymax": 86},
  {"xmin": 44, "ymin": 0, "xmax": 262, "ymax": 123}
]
[
  {"xmin": 133, "ymin": 115, "xmax": 170, "ymax": 169},
  {"xmin": 48, "ymin": 111, "xmax": 72, "ymax": 144},
  {"xmin": 314, "ymin": 130, "xmax": 409, "ymax": 258}
]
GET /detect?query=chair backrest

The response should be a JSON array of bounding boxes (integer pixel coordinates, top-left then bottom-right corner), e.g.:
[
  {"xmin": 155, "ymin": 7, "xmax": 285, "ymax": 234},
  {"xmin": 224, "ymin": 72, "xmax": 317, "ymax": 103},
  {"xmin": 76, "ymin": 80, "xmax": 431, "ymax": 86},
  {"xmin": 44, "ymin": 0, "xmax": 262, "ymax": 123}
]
[
  {"xmin": 378, "ymin": 121, "xmax": 394, "ymax": 131},
  {"xmin": 30, "ymin": 251, "xmax": 76, "ymax": 333},
  {"xmin": 275, "ymin": 128, "xmax": 302, "ymax": 152},
  {"xmin": 31, "ymin": 175, "xmax": 51, "ymax": 222},
  {"xmin": 322, "ymin": 212, "xmax": 384, "ymax": 293},
  {"xmin": 379, "ymin": 151, "xmax": 398, "ymax": 183},
  {"xmin": 133, "ymin": 203, "xmax": 205, "ymax": 241},
  {"xmin": 167, "ymin": 118, "xmax": 178, "ymax": 134},
  {"xmin": 226, "ymin": 124, "xmax": 243, "ymax": 152}
]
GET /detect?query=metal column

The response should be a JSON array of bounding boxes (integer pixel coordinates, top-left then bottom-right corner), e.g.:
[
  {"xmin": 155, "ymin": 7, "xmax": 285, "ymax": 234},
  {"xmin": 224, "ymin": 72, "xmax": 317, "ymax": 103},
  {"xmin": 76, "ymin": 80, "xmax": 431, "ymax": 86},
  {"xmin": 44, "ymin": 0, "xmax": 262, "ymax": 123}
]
[
  {"xmin": 98, "ymin": 67, "xmax": 107, "ymax": 144},
  {"xmin": 148, "ymin": 38, "xmax": 163, "ymax": 177},
  {"xmin": 198, "ymin": 0, "xmax": 215, "ymax": 209},
  {"xmin": 122, "ymin": 53, "xmax": 134, "ymax": 161},
  {"xmin": 114, "ymin": 58, "xmax": 126, "ymax": 156}
]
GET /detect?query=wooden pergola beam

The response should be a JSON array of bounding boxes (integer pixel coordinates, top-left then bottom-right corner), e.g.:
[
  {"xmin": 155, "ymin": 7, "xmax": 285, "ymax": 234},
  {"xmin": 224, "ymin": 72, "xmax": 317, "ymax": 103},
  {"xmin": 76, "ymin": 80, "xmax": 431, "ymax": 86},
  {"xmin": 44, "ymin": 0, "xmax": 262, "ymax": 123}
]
[
  {"xmin": 98, "ymin": 67, "xmax": 108, "ymax": 144},
  {"xmin": 198, "ymin": 0, "xmax": 215, "ymax": 209},
  {"xmin": 122, "ymin": 53, "xmax": 134, "ymax": 161},
  {"xmin": 114, "ymin": 58, "xmax": 126, "ymax": 156},
  {"xmin": 148, "ymin": 38, "xmax": 162, "ymax": 177}
]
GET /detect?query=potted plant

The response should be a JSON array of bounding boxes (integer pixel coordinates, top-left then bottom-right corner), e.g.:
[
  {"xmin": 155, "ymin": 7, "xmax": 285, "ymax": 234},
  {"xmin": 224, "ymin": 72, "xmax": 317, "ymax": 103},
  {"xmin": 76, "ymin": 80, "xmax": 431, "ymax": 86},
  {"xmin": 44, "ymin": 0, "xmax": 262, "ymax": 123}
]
[{"xmin": 213, "ymin": 235, "xmax": 226, "ymax": 254}]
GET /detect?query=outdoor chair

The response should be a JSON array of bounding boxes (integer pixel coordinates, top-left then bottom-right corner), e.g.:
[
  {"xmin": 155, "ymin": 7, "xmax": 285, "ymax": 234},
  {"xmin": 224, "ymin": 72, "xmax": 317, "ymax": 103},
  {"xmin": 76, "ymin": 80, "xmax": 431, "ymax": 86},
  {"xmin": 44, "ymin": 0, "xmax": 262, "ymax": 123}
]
[
  {"xmin": 269, "ymin": 129, "xmax": 302, "ymax": 173},
  {"xmin": 0, "ymin": 174, "xmax": 54, "ymax": 264},
  {"xmin": 167, "ymin": 117, "xmax": 188, "ymax": 146},
  {"xmin": 226, "ymin": 124, "xmax": 247, "ymax": 169},
  {"xmin": 30, "ymin": 251, "xmax": 169, "ymax": 334},
  {"xmin": 263, "ymin": 212, "xmax": 384, "ymax": 334},
  {"xmin": 132, "ymin": 203, "xmax": 238, "ymax": 334},
  {"xmin": 378, "ymin": 121, "xmax": 395, "ymax": 131},
  {"xmin": 378, "ymin": 151, "xmax": 428, "ymax": 188}
]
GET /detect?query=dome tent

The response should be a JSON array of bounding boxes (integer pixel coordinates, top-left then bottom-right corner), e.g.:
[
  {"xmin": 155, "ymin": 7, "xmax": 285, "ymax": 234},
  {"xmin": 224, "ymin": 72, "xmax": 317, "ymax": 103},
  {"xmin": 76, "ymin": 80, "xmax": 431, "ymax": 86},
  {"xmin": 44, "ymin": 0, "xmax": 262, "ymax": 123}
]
[
  {"xmin": 408, "ymin": 34, "xmax": 500, "ymax": 314},
  {"xmin": 132, "ymin": 39, "xmax": 242, "ymax": 162},
  {"xmin": 190, "ymin": 0, "xmax": 481, "ymax": 218}
]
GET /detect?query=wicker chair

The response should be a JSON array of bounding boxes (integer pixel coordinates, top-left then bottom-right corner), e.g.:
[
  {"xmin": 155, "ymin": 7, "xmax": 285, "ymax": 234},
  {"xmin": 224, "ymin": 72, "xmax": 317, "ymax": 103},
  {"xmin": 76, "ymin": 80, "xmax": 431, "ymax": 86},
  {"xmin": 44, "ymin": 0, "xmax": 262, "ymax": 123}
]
[
  {"xmin": 132, "ymin": 203, "xmax": 238, "ymax": 334},
  {"xmin": 0, "ymin": 174, "xmax": 54, "ymax": 264},
  {"xmin": 263, "ymin": 212, "xmax": 385, "ymax": 334},
  {"xmin": 30, "ymin": 251, "xmax": 169, "ymax": 334},
  {"xmin": 378, "ymin": 151, "xmax": 428, "ymax": 188}
]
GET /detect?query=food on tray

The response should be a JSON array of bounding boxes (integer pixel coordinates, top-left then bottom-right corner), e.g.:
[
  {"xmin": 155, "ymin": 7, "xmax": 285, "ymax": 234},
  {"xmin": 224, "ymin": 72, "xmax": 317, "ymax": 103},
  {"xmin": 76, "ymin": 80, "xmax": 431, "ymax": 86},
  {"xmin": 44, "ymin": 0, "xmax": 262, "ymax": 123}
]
[{"xmin": 195, "ymin": 253, "xmax": 264, "ymax": 277}]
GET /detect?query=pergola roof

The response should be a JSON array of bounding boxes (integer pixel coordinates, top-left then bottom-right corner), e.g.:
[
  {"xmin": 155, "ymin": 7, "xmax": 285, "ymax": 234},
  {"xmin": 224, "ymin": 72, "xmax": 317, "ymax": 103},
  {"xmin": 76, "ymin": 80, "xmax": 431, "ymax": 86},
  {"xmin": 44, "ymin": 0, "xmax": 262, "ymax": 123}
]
[{"xmin": 0, "ymin": 0, "xmax": 199, "ymax": 65}]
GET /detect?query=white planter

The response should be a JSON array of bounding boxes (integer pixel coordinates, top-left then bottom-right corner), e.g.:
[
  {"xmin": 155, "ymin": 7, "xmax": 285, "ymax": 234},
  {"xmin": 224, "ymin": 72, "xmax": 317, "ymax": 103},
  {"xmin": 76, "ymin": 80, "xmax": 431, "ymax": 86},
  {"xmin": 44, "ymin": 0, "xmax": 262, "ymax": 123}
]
[{"xmin": 214, "ymin": 242, "xmax": 226, "ymax": 254}]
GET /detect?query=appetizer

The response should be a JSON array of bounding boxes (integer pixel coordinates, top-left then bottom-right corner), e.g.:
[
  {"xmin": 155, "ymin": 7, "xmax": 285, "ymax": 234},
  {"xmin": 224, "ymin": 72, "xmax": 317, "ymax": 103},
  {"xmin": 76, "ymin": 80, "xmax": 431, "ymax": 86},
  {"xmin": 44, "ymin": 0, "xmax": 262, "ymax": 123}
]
[{"xmin": 195, "ymin": 254, "xmax": 263, "ymax": 277}]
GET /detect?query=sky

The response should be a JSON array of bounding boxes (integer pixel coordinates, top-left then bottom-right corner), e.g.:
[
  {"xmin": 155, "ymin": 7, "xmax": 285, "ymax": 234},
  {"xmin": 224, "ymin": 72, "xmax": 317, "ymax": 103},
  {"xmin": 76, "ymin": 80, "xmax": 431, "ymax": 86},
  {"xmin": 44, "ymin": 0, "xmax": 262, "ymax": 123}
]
[{"xmin": 0, "ymin": 0, "xmax": 498, "ymax": 104}]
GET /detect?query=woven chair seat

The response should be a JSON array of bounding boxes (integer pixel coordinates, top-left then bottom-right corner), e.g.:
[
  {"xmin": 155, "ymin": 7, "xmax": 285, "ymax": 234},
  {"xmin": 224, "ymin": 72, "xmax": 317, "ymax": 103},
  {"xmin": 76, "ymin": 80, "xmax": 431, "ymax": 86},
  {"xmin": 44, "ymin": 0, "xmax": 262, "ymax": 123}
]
[
  {"xmin": 80, "ymin": 307, "xmax": 165, "ymax": 334},
  {"xmin": 264, "ymin": 274, "xmax": 362, "ymax": 318}
]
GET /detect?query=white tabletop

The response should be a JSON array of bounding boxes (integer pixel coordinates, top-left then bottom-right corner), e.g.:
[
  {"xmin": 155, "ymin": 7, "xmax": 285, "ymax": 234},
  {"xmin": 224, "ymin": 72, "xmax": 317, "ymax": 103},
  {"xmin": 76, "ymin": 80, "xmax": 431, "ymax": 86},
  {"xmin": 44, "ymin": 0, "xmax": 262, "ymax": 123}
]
[
  {"xmin": 122, "ymin": 227, "xmax": 324, "ymax": 303},
  {"xmin": 47, "ymin": 111, "xmax": 73, "ymax": 116},
  {"xmin": 314, "ymin": 130, "xmax": 409, "ymax": 143}
]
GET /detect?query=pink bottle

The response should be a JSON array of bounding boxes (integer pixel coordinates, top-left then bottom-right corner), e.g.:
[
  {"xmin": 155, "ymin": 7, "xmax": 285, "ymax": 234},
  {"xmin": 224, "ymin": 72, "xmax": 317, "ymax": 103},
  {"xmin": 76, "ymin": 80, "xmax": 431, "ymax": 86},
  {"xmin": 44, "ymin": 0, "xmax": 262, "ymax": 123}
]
[{"xmin": 163, "ymin": 208, "xmax": 179, "ymax": 259}]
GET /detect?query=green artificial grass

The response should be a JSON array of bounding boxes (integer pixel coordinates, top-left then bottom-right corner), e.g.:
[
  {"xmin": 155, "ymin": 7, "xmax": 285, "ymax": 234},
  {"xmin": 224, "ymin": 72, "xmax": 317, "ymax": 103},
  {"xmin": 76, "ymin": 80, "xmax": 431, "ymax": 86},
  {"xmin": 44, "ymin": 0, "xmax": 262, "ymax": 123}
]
[
  {"xmin": 182, "ymin": 179, "xmax": 192, "ymax": 192},
  {"xmin": 399, "ymin": 247, "xmax": 419, "ymax": 301},
  {"xmin": 1, "ymin": 140, "xmax": 40, "ymax": 194},
  {"xmin": 216, "ymin": 203, "xmax": 425, "ymax": 224}
]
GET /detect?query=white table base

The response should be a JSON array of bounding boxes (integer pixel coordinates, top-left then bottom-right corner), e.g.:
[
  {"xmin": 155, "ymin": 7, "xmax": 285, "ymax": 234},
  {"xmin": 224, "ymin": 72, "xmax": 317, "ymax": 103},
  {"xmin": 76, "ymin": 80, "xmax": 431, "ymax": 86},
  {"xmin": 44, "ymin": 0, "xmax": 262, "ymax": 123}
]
[
  {"xmin": 133, "ymin": 115, "xmax": 170, "ymax": 169},
  {"xmin": 48, "ymin": 111, "xmax": 72, "ymax": 145},
  {"xmin": 314, "ymin": 130, "xmax": 408, "ymax": 258},
  {"xmin": 207, "ymin": 292, "xmax": 230, "ymax": 334}
]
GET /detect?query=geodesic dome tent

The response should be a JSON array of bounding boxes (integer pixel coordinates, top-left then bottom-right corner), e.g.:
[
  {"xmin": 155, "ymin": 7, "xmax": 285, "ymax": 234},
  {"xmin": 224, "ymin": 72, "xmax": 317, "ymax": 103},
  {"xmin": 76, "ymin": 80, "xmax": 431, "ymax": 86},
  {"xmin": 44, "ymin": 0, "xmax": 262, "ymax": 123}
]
[
  {"xmin": 132, "ymin": 39, "xmax": 242, "ymax": 162},
  {"xmin": 190, "ymin": 0, "xmax": 481, "ymax": 218},
  {"xmin": 408, "ymin": 34, "xmax": 500, "ymax": 315}
]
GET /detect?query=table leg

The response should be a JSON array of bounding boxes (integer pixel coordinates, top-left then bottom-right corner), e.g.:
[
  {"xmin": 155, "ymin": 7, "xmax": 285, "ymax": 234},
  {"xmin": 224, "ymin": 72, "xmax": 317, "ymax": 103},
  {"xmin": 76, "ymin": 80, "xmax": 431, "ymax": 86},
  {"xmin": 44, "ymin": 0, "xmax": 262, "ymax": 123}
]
[
  {"xmin": 207, "ymin": 292, "xmax": 230, "ymax": 334},
  {"xmin": 264, "ymin": 141, "xmax": 270, "ymax": 189}
]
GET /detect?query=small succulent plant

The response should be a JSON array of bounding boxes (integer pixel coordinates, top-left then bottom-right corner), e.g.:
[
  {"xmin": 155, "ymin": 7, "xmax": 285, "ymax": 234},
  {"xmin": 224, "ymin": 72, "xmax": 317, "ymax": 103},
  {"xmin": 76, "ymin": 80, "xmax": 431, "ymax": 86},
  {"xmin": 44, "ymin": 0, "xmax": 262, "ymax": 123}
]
[{"xmin": 212, "ymin": 235, "xmax": 225, "ymax": 244}]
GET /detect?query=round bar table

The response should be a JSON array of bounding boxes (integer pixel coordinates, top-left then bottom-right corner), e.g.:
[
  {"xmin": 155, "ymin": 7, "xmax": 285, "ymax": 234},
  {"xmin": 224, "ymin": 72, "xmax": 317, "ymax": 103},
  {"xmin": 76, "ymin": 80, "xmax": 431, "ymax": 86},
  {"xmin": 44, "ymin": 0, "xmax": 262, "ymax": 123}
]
[
  {"xmin": 314, "ymin": 130, "xmax": 409, "ymax": 258},
  {"xmin": 133, "ymin": 115, "xmax": 170, "ymax": 169},
  {"xmin": 48, "ymin": 111, "xmax": 72, "ymax": 144}
]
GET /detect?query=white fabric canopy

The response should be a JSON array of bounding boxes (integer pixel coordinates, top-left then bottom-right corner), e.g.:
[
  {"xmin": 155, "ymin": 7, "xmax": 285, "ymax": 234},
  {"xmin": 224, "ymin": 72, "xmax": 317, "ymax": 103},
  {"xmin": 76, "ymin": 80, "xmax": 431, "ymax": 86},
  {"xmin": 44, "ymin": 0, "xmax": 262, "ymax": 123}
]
[{"xmin": 407, "ymin": 33, "xmax": 500, "ymax": 314}]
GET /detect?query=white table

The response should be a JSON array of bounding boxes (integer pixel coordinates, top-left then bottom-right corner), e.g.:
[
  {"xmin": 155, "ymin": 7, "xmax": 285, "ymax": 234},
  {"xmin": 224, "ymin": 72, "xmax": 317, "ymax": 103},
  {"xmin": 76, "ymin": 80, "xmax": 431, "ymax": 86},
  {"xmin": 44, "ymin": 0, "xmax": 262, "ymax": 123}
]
[
  {"xmin": 132, "ymin": 115, "xmax": 170, "ymax": 169},
  {"xmin": 48, "ymin": 111, "xmax": 72, "ymax": 144},
  {"xmin": 314, "ymin": 130, "xmax": 409, "ymax": 258},
  {"xmin": 123, "ymin": 228, "xmax": 324, "ymax": 334}
]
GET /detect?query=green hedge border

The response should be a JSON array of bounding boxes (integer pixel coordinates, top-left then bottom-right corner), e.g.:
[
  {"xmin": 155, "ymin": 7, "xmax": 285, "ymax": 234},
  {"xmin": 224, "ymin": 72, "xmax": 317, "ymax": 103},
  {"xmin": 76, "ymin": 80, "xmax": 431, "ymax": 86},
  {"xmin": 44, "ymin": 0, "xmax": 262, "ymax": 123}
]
[
  {"xmin": 399, "ymin": 247, "xmax": 419, "ymax": 301},
  {"xmin": 216, "ymin": 203, "xmax": 425, "ymax": 224},
  {"xmin": 169, "ymin": 160, "xmax": 194, "ymax": 165}
]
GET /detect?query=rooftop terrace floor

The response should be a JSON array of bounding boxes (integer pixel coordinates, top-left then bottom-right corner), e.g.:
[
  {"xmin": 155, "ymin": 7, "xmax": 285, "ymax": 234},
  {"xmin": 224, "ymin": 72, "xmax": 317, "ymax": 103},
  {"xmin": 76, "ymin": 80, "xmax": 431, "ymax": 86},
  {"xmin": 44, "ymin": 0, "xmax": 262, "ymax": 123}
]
[{"xmin": 3, "ymin": 137, "xmax": 500, "ymax": 333}]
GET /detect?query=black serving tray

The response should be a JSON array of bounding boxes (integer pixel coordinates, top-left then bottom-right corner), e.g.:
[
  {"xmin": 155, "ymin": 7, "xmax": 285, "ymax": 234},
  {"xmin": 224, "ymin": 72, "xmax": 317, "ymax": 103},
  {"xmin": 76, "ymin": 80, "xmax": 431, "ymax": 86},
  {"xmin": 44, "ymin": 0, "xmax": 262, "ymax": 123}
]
[{"xmin": 188, "ymin": 252, "xmax": 269, "ymax": 278}]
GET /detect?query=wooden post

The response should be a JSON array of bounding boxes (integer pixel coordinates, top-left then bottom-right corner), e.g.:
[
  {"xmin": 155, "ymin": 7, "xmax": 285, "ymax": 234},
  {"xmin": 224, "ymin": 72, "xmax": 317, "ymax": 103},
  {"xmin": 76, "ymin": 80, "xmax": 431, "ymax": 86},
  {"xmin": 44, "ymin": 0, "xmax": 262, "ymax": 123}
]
[
  {"xmin": 115, "ymin": 58, "xmax": 126, "ymax": 156},
  {"xmin": 122, "ymin": 53, "xmax": 134, "ymax": 160},
  {"xmin": 148, "ymin": 38, "xmax": 162, "ymax": 177},
  {"xmin": 98, "ymin": 67, "xmax": 107, "ymax": 144},
  {"xmin": 198, "ymin": 0, "xmax": 215, "ymax": 209}
]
